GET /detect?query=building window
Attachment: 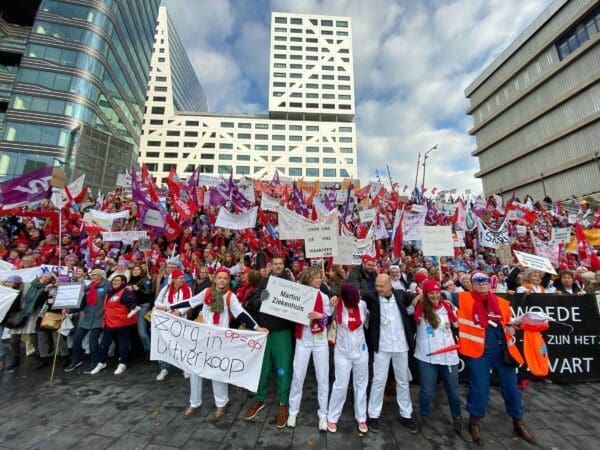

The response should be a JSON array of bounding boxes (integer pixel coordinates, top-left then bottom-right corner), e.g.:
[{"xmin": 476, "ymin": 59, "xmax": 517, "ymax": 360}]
[
  {"xmin": 255, "ymin": 134, "xmax": 268, "ymax": 140},
  {"xmin": 289, "ymin": 135, "xmax": 302, "ymax": 141},
  {"xmin": 145, "ymin": 152, "xmax": 159, "ymax": 158},
  {"xmin": 272, "ymin": 135, "xmax": 285, "ymax": 141},
  {"xmin": 306, "ymin": 146, "xmax": 319, "ymax": 152},
  {"xmin": 273, "ymin": 124, "xmax": 285, "ymax": 130},
  {"xmin": 154, "ymin": 86, "xmax": 167, "ymax": 92},
  {"xmin": 219, "ymin": 154, "xmax": 232, "ymax": 160},
  {"xmin": 186, "ymin": 121, "xmax": 199, "ymax": 126},
  {"xmin": 162, "ymin": 164, "xmax": 177, "ymax": 172},
  {"xmin": 151, "ymin": 106, "xmax": 165, "ymax": 114},
  {"xmin": 221, "ymin": 122, "xmax": 234, "ymax": 128},
  {"xmin": 185, "ymin": 131, "xmax": 198, "ymax": 137},
  {"xmin": 272, "ymin": 145, "xmax": 285, "ymax": 151},
  {"xmin": 166, "ymin": 142, "xmax": 179, "ymax": 147},
  {"xmin": 289, "ymin": 168, "xmax": 302, "ymax": 177},
  {"xmin": 339, "ymin": 137, "xmax": 352, "ymax": 143},
  {"xmin": 321, "ymin": 20, "xmax": 333, "ymax": 26},
  {"xmin": 307, "ymin": 157, "xmax": 319, "ymax": 163},
  {"xmin": 150, "ymin": 119, "xmax": 163, "ymax": 125},
  {"xmin": 201, "ymin": 153, "xmax": 215, "ymax": 159},
  {"xmin": 236, "ymin": 166, "xmax": 250, "ymax": 175},
  {"xmin": 238, "ymin": 123, "xmax": 251, "ymax": 128},
  {"xmin": 340, "ymin": 168, "xmax": 350, "ymax": 177},
  {"xmin": 340, "ymin": 147, "xmax": 353, "ymax": 153},
  {"xmin": 238, "ymin": 133, "xmax": 251, "ymax": 139},
  {"xmin": 218, "ymin": 166, "xmax": 232, "ymax": 175},
  {"xmin": 323, "ymin": 168, "xmax": 336, "ymax": 177},
  {"xmin": 219, "ymin": 143, "xmax": 233, "ymax": 149},
  {"xmin": 339, "ymin": 127, "xmax": 353, "ymax": 132},
  {"xmin": 275, "ymin": 17, "xmax": 287, "ymax": 24},
  {"xmin": 164, "ymin": 152, "xmax": 178, "ymax": 158},
  {"xmin": 556, "ymin": 8, "xmax": 600, "ymax": 60},
  {"xmin": 166, "ymin": 130, "xmax": 180, "ymax": 136},
  {"xmin": 274, "ymin": 27, "xmax": 286, "ymax": 32},
  {"xmin": 237, "ymin": 155, "xmax": 250, "ymax": 161},
  {"xmin": 323, "ymin": 147, "xmax": 334, "ymax": 153},
  {"xmin": 147, "ymin": 141, "xmax": 161, "ymax": 147},
  {"xmin": 290, "ymin": 18, "xmax": 302, "ymax": 25},
  {"xmin": 306, "ymin": 168, "xmax": 319, "ymax": 177},
  {"xmin": 336, "ymin": 20, "xmax": 348, "ymax": 27},
  {"xmin": 255, "ymin": 123, "xmax": 269, "ymax": 129},
  {"xmin": 323, "ymin": 157, "xmax": 336, "ymax": 163},
  {"xmin": 289, "ymin": 157, "xmax": 302, "ymax": 163},
  {"xmin": 183, "ymin": 142, "xmax": 196, "ymax": 148},
  {"xmin": 255, "ymin": 144, "xmax": 268, "ymax": 151}
]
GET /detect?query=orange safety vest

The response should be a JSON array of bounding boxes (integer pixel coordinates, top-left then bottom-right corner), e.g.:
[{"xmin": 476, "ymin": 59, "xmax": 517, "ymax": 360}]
[{"xmin": 457, "ymin": 292, "xmax": 524, "ymax": 365}]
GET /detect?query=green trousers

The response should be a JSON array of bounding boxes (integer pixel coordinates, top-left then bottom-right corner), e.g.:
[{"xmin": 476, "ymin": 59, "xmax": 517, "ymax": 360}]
[{"xmin": 254, "ymin": 329, "xmax": 292, "ymax": 404}]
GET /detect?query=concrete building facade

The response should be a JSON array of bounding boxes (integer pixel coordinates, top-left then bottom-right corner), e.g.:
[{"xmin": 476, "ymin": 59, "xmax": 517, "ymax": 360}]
[
  {"xmin": 140, "ymin": 11, "xmax": 357, "ymax": 184},
  {"xmin": 465, "ymin": 0, "xmax": 600, "ymax": 201},
  {"xmin": 0, "ymin": 0, "xmax": 160, "ymax": 192}
]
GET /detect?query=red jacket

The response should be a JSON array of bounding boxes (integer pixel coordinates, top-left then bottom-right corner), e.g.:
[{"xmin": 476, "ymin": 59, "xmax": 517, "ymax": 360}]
[{"xmin": 103, "ymin": 288, "xmax": 137, "ymax": 329}]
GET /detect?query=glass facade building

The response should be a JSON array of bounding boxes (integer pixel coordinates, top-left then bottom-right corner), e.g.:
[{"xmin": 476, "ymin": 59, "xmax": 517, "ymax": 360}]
[{"xmin": 0, "ymin": 0, "xmax": 160, "ymax": 192}]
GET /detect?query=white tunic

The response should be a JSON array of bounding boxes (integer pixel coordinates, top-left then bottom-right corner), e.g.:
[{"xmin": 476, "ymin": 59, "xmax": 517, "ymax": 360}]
[
  {"xmin": 334, "ymin": 301, "xmax": 368, "ymax": 358},
  {"xmin": 378, "ymin": 294, "xmax": 409, "ymax": 353},
  {"xmin": 414, "ymin": 304, "xmax": 459, "ymax": 366}
]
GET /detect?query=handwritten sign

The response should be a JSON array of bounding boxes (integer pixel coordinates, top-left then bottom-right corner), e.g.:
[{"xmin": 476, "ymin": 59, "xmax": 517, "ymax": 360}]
[
  {"xmin": 421, "ymin": 226, "xmax": 454, "ymax": 256},
  {"xmin": 215, "ymin": 207, "xmax": 257, "ymax": 230},
  {"xmin": 514, "ymin": 250, "xmax": 557, "ymax": 275},
  {"xmin": 358, "ymin": 208, "xmax": 376, "ymax": 223},
  {"xmin": 333, "ymin": 234, "xmax": 355, "ymax": 265},
  {"xmin": 552, "ymin": 228, "xmax": 571, "ymax": 245},
  {"xmin": 52, "ymin": 282, "xmax": 85, "ymax": 310},
  {"xmin": 150, "ymin": 310, "xmax": 267, "ymax": 391},
  {"xmin": 496, "ymin": 245, "xmax": 513, "ymax": 265},
  {"xmin": 101, "ymin": 231, "xmax": 148, "ymax": 242},
  {"xmin": 260, "ymin": 276, "xmax": 318, "ymax": 325},
  {"xmin": 304, "ymin": 223, "xmax": 338, "ymax": 258}
]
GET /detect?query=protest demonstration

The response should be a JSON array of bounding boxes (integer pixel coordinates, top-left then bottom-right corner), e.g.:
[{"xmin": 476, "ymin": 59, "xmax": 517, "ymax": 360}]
[{"xmin": 1, "ymin": 0, "xmax": 600, "ymax": 449}]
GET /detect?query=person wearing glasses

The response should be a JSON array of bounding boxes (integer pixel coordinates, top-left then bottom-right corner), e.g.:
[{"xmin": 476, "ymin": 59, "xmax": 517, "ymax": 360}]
[{"xmin": 458, "ymin": 271, "xmax": 536, "ymax": 446}]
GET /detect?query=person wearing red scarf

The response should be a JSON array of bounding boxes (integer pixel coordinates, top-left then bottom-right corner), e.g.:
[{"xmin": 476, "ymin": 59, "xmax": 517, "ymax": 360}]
[
  {"xmin": 414, "ymin": 279, "xmax": 470, "ymax": 442},
  {"xmin": 458, "ymin": 271, "xmax": 536, "ymax": 446},
  {"xmin": 161, "ymin": 267, "xmax": 266, "ymax": 420},
  {"xmin": 153, "ymin": 269, "xmax": 192, "ymax": 381},
  {"xmin": 287, "ymin": 267, "xmax": 333, "ymax": 432},
  {"xmin": 326, "ymin": 283, "xmax": 369, "ymax": 434}
]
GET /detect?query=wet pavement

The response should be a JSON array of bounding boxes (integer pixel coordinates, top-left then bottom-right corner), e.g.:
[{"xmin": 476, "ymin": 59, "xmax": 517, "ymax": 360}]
[{"xmin": 0, "ymin": 354, "xmax": 599, "ymax": 449}]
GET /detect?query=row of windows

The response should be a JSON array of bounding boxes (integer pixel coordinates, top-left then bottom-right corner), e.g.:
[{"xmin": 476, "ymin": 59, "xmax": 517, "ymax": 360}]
[
  {"xmin": 146, "ymin": 134, "xmax": 353, "ymax": 145},
  {"xmin": 273, "ymin": 53, "xmax": 350, "ymax": 63},
  {"xmin": 3, "ymin": 122, "xmax": 71, "ymax": 147},
  {"xmin": 556, "ymin": 6, "xmax": 600, "ymax": 60},
  {"xmin": 12, "ymin": 94, "xmax": 96, "ymax": 124},
  {"xmin": 274, "ymin": 17, "xmax": 348, "ymax": 28},
  {"xmin": 144, "ymin": 141, "xmax": 354, "ymax": 154},
  {"xmin": 274, "ymin": 102, "xmax": 352, "ymax": 110},
  {"xmin": 145, "ymin": 150, "xmax": 351, "ymax": 165},
  {"xmin": 219, "ymin": 122, "xmax": 352, "ymax": 132},
  {"xmin": 153, "ymin": 163, "xmax": 348, "ymax": 178},
  {"xmin": 274, "ymin": 27, "xmax": 349, "ymax": 37},
  {"xmin": 273, "ymin": 92, "xmax": 352, "ymax": 101},
  {"xmin": 272, "ymin": 45, "xmax": 349, "ymax": 54}
]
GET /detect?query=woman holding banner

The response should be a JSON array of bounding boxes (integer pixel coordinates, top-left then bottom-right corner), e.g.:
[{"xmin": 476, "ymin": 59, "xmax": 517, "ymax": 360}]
[
  {"xmin": 159, "ymin": 267, "xmax": 267, "ymax": 420},
  {"xmin": 287, "ymin": 266, "xmax": 333, "ymax": 432}
]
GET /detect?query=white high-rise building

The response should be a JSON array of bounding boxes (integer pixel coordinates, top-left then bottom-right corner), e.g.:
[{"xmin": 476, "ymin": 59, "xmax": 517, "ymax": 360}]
[{"xmin": 140, "ymin": 9, "xmax": 358, "ymax": 183}]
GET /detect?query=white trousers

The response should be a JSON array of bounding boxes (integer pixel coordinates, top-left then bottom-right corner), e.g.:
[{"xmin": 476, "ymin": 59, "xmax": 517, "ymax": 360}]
[
  {"xmin": 367, "ymin": 351, "xmax": 413, "ymax": 419},
  {"xmin": 327, "ymin": 348, "xmax": 369, "ymax": 423},
  {"xmin": 189, "ymin": 374, "xmax": 228, "ymax": 408},
  {"xmin": 288, "ymin": 343, "xmax": 329, "ymax": 418}
]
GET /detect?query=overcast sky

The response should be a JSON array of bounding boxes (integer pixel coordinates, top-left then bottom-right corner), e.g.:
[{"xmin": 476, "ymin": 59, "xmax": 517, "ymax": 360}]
[{"xmin": 164, "ymin": 0, "xmax": 553, "ymax": 194}]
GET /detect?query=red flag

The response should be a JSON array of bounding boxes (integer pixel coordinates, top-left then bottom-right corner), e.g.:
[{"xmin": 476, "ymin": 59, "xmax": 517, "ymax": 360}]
[
  {"xmin": 506, "ymin": 201, "xmax": 538, "ymax": 226},
  {"xmin": 594, "ymin": 206, "xmax": 600, "ymax": 228},
  {"xmin": 392, "ymin": 208, "xmax": 404, "ymax": 259},
  {"xmin": 575, "ymin": 223, "xmax": 600, "ymax": 270},
  {"xmin": 164, "ymin": 214, "xmax": 181, "ymax": 241}
]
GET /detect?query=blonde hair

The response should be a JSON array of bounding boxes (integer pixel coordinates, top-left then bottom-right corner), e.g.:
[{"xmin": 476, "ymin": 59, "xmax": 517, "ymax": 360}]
[{"xmin": 300, "ymin": 266, "xmax": 323, "ymax": 286}]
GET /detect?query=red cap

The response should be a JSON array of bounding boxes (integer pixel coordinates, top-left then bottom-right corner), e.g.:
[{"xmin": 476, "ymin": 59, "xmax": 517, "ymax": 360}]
[
  {"xmin": 414, "ymin": 271, "xmax": 429, "ymax": 285},
  {"xmin": 242, "ymin": 266, "xmax": 251, "ymax": 274},
  {"xmin": 215, "ymin": 267, "xmax": 230, "ymax": 277},
  {"xmin": 171, "ymin": 269, "xmax": 185, "ymax": 279},
  {"xmin": 422, "ymin": 279, "xmax": 441, "ymax": 295},
  {"xmin": 362, "ymin": 254, "xmax": 376, "ymax": 264}
]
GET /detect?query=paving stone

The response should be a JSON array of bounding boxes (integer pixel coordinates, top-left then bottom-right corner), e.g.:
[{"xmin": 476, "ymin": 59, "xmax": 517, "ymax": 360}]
[
  {"xmin": 106, "ymin": 431, "xmax": 153, "ymax": 450},
  {"xmin": 31, "ymin": 422, "xmax": 94, "ymax": 450},
  {"xmin": 0, "ymin": 414, "xmax": 43, "ymax": 443},
  {"xmin": 95, "ymin": 408, "xmax": 151, "ymax": 438},
  {"xmin": 1, "ymin": 424, "xmax": 59, "ymax": 449},
  {"xmin": 69, "ymin": 434, "xmax": 114, "ymax": 449},
  {"xmin": 131, "ymin": 406, "xmax": 179, "ymax": 435},
  {"xmin": 152, "ymin": 414, "xmax": 202, "ymax": 447}
]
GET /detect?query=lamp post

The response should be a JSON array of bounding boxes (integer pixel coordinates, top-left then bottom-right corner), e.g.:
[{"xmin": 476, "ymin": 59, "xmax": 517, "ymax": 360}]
[
  {"xmin": 413, "ymin": 152, "xmax": 421, "ymax": 191},
  {"xmin": 421, "ymin": 144, "xmax": 438, "ymax": 190}
]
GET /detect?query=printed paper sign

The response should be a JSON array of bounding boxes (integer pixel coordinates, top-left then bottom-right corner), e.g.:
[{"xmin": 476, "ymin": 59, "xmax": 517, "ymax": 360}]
[
  {"xmin": 260, "ymin": 276, "xmax": 318, "ymax": 325},
  {"xmin": 101, "ymin": 231, "xmax": 148, "ymax": 242},
  {"xmin": 358, "ymin": 208, "xmax": 376, "ymax": 223},
  {"xmin": 333, "ymin": 234, "xmax": 354, "ymax": 265},
  {"xmin": 142, "ymin": 209, "xmax": 165, "ymax": 228},
  {"xmin": 52, "ymin": 282, "xmax": 85, "ymax": 310},
  {"xmin": 421, "ymin": 226, "xmax": 454, "ymax": 256},
  {"xmin": 150, "ymin": 310, "xmax": 267, "ymax": 391},
  {"xmin": 552, "ymin": 228, "xmax": 571, "ymax": 245},
  {"xmin": 304, "ymin": 223, "xmax": 338, "ymax": 258},
  {"xmin": 215, "ymin": 207, "xmax": 257, "ymax": 230},
  {"xmin": 514, "ymin": 250, "xmax": 557, "ymax": 275}
]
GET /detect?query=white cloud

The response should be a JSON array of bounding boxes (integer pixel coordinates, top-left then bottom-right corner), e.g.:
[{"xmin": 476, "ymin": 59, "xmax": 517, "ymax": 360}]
[{"xmin": 164, "ymin": 0, "xmax": 553, "ymax": 194}]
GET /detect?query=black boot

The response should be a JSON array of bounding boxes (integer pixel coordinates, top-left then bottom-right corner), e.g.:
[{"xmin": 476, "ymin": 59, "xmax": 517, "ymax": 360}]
[
  {"xmin": 36, "ymin": 356, "xmax": 50, "ymax": 370},
  {"xmin": 469, "ymin": 416, "xmax": 484, "ymax": 446},
  {"xmin": 6, "ymin": 357, "xmax": 20, "ymax": 372},
  {"xmin": 513, "ymin": 418, "xmax": 537, "ymax": 444}
]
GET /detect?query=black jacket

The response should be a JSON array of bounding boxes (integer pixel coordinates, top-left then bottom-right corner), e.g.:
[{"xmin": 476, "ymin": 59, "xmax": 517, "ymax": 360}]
[
  {"xmin": 363, "ymin": 288, "xmax": 416, "ymax": 354},
  {"xmin": 347, "ymin": 266, "xmax": 376, "ymax": 296}
]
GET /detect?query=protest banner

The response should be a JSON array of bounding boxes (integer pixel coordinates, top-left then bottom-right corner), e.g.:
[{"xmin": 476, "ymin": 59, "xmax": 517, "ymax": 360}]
[
  {"xmin": 150, "ymin": 310, "xmax": 267, "ymax": 391},
  {"xmin": 514, "ymin": 250, "xmax": 557, "ymax": 275},
  {"xmin": 402, "ymin": 209, "xmax": 426, "ymax": 241},
  {"xmin": 101, "ymin": 231, "xmax": 148, "ymax": 242},
  {"xmin": 333, "ymin": 234, "xmax": 354, "ymax": 265},
  {"xmin": 0, "ymin": 285, "xmax": 19, "ymax": 322},
  {"xmin": 260, "ymin": 276, "xmax": 318, "ymax": 326},
  {"xmin": 358, "ymin": 208, "xmax": 376, "ymax": 223},
  {"xmin": 477, "ymin": 219, "xmax": 510, "ymax": 248},
  {"xmin": 304, "ymin": 223, "xmax": 338, "ymax": 258},
  {"xmin": 198, "ymin": 174, "xmax": 225, "ymax": 187},
  {"xmin": 142, "ymin": 209, "xmax": 165, "ymax": 228},
  {"xmin": 215, "ymin": 207, "xmax": 258, "ymax": 230},
  {"xmin": 0, "ymin": 260, "xmax": 14, "ymax": 271},
  {"xmin": 530, "ymin": 232, "xmax": 559, "ymax": 267},
  {"xmin": 51, "ymin": 282, "xmax": 85, "ymax": 310},
  {"xmin": 260, "ymin": 194, "xmax": 280, "ymax": 212},
  {"xmin": 421, "ymin": 226, "xmax": 454, "ymax": 256}
]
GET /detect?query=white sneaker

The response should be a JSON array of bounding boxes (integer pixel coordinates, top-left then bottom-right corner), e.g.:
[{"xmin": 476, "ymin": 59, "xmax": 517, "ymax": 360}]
[
  {"xmin": 183, "ymin": 371, "xmax": 190, "ymax": 379},
  {"xmin": 156, "ymin": 369, "xmax": 169, "ymax": 381},
  {"xmin": 318, "ymin": 416, "xmax": 328, "ymax": 431},
  {"xmin": 114, "ymin": 363, "xmax": 126, "ymax": 375},
  {"xmin": 88, "ymin": 362, "xmax": 106, "ymax": 375},
  {"xmin": 287, "ymin": 414, "xmax": 297, "ymax": 428}
]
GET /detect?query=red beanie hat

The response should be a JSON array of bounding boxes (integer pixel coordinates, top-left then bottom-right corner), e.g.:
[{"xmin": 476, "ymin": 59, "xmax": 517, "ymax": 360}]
[
  {"xmin": 414, "ymin": 271, "xmax": 429, "ymax": 285},
  {"xmin": 171, "ymin": 269, "xmax": 185, "ymax": 279},
  {"xmin": 422, "ymin": 279, "xmax": 441, "ymax": 295},
  {"xmin": 215, "ymin": 267, "xmax": 230, "ymax": 277}
]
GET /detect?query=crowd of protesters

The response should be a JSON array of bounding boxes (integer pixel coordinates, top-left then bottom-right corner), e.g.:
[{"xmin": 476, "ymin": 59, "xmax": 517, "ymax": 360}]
[{"xmin": 1, "ymin": 172, "xmax": 599, "ymax": 444}]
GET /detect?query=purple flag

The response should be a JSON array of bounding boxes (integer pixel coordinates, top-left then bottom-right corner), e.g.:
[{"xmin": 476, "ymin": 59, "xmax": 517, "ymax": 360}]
[
  {"xmin": 272, "ymin": 171, "xmax": 281, "ymax": 186},
  {"xmin": 0, "ymin": 166, "xmax": 53, "ymax": 208},
  {"xmin": 292, "ymin": 182, "xmax": 309, "ymax": 217},
  {"xmin": 209, "ymin": 181, "xmax": 229, "ymax": 207},
  {"xmin": 132, "ymin": 170, "xmax": 158, "ymax": 210}
]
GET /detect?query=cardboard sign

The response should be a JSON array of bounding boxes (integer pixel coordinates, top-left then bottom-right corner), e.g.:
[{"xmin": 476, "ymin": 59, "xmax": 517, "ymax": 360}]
[
  {"xmin": 304, "ymin": 223, "xmax": 338, "ymax": 258},
  {"xmin": 496, "ymin": 245, "xmax": 513, "ymax": 265},
  {"xmin": 514, "ymin": 250, "xmax": 557, "ymax": 275},
  {"xmin": 51, "ymin": 282, "xmax": 85, "ymax": 310},
  {"xmin": 358, "ymin": 208, "xmax": 377, "ymax": 223},
  {"xmin": 50, "ymin": 168, "xmax": 66, "ymax": 189},
  {"xmin": 421, "ymin": 226, "xmax": 454, "ymax": 256},
  {"xmin": 150, "ymin": 310, "xmax": 267, "ymax": 391},
  {"xmin": 333, "ymin": 234, "xmax": 354, "ymax": 265},
  {"xmin": 260, "ymin": 276, "xmax": 318, "ymax": 325},
  {"xmin": 552, "ymin": 227, "xmax": 571, "ymax": 245}
]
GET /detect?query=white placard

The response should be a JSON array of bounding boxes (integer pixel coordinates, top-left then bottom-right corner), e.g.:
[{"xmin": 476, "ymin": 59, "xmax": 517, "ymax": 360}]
[
  {"xmin": 402, "ymin": 209, "xmax": 427, "ymax": 241},
  {"xmin": 116, "ymin": 173, "xmax": 131, "ymax": 189},
  {"xmin": 0, "ymin": 260, "xmax": 15, "ymax": 271},
  {"xmin": 304, "ymin": 223, "xmax": 338, "ymax": 258},
  {"xmin": 0, "ymin": 285, "xmax": 19, "ymax": 322},
  {"xmin": 410, "ymin": 204, "xmax": 425, "ymax": 213},
  {"xmin": 198, "ymin": 174, "xmax": 225, "ymax": 187},
  {"xmin": 568, "ymin": 213, "xmax": 577, "ymax": 224},
  {"xmin": 52, "ymin": 282, "xmax": 85, "ymax": 310},
  {"xmin": 333, "ymin": 234, "xmax": 354, "ymax": 265},
  {"xmin": 421, "ymin": 226, "xmax": 454, "ymax": 256},
  {"xmin": 261, "ymin": 194, "xmax": 280, "ymax": 212},
  {"xmin": 477, "ymin": 219, "xmax": 510, "ymax": 249},
  {"xmin": 516, "ymin": 225, "xmax": 527, "ymax": 236},
  {"xmin": 552, "ymin": 228, "xmax": 571, "ymax": 245},
  {"xmin": 514, "ymin": 250, "xmax": 557, "ymax": 275},
  {"xmin": 142, "ymin": 209, "xmax": 165, "ymax": 228},
  {"xmin": 150, "ymin": 310, "xmax": 267, "ymax": 392},
  {"xmin": 260, "ymin": 276, "xmax": 318, "ymax": 325},
  {"xmin": 358, "ymin": 208, "xmax": 376, "ymax": 223},
  {"xmin": 138, "ymin": 238, "xmax": 152, "ymax": 251},
  {"xmin": 101, "ymin": 231, "xmax": 148, "ymax": 242},
  {"xmin": 215, "ymin": 207, "xmax": 257, "ymax": 230}
]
